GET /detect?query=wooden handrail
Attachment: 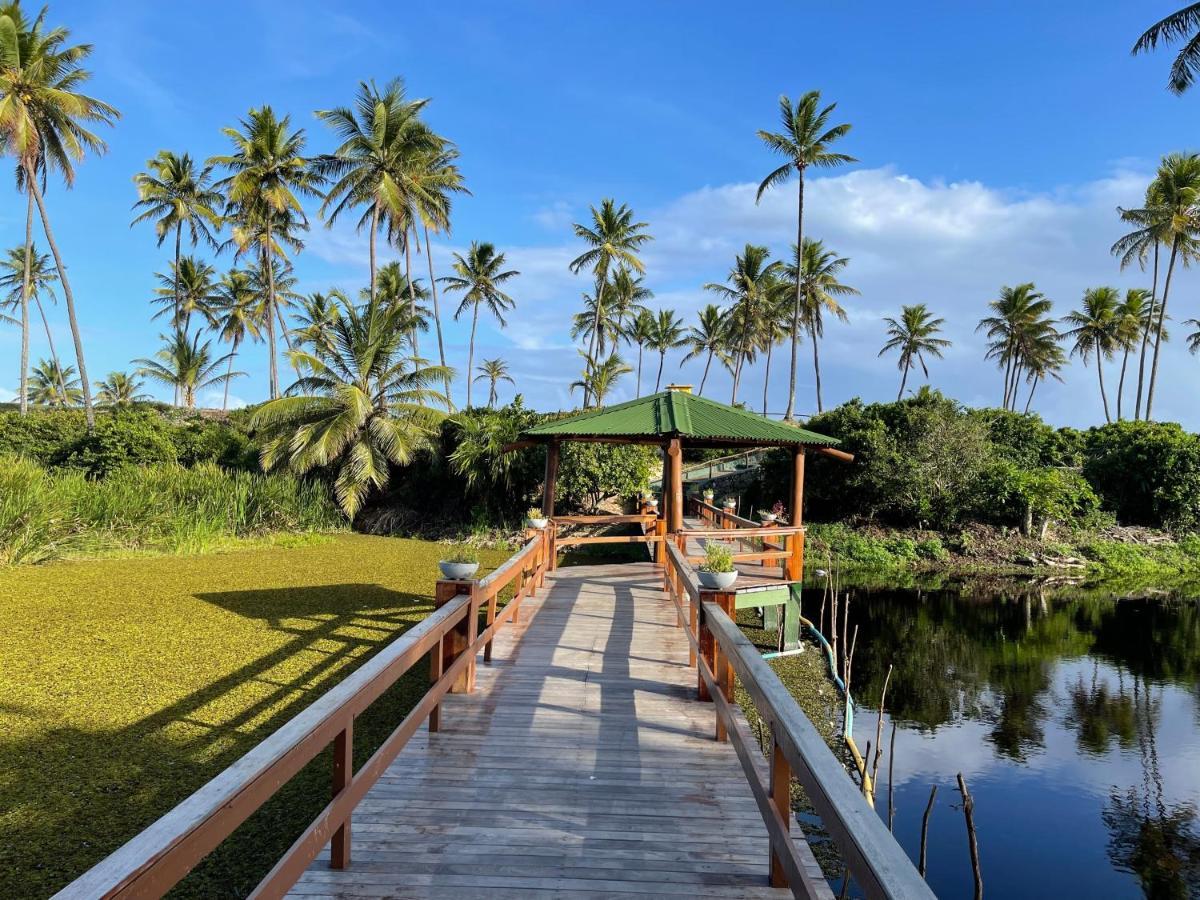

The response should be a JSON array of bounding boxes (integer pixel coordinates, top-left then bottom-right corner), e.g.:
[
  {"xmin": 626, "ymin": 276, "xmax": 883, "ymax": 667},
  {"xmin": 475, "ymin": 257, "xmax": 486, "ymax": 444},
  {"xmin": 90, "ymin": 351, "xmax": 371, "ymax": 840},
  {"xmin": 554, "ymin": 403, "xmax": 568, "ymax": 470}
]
[
  {"xmin": 59, "ymin": 529, "xmax": 552, "ymax": 899},
  {"xmin": 550, "ymin": 514, "xmax": 657, "ymax": 525}
]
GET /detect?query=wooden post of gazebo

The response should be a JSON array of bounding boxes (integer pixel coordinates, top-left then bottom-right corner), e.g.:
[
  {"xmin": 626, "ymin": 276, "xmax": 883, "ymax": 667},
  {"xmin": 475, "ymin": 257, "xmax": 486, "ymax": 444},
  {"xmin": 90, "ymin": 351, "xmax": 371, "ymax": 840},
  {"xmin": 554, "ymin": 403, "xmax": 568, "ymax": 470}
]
[
  {"xmin": 788, "ymin": 447, "xmax": 805, "ymax": 581},
  {"xmin": 667, "ymin": 437, "xmax": 683, "ymax": 534},
  {"xmin": 542, "ymin": 439, "xmax": 559, "ymax": 517}
]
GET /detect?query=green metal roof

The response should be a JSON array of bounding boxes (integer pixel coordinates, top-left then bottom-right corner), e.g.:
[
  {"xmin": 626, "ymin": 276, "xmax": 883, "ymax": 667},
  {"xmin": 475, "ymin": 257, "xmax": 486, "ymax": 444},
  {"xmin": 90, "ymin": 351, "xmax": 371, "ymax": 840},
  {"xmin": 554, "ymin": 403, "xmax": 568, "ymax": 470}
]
[{"xmin": 522, "ymin": 390, "xmax": 839, "ymax": 446}]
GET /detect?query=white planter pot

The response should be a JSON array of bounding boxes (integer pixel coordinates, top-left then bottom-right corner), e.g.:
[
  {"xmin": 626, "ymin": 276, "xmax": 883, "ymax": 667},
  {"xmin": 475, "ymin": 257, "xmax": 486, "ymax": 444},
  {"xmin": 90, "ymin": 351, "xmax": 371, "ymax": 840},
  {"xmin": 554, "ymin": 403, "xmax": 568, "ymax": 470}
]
[
  {"xmin": 646, "ymin": 500, "xmax": 659, "ymax": 509},
  {"xmin": 528, "ymin": 518, "xmax": 548, "ymax": 530},
  {"xmin": 698, "ymin": 570, "xmax": 738, "ymax": 591},
  {"xmin": 439, "ymin": 561, "xmax": 479, "ymax": 580},
  {"xmin": 760, "ymin": 513, "xmax": 777, "ymax": 523}
]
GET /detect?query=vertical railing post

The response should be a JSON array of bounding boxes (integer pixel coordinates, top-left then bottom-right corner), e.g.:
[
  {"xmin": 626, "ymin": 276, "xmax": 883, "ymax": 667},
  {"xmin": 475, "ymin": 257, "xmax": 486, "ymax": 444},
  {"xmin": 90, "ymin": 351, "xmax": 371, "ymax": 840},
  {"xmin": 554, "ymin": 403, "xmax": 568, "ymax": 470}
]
[
  {"xmin": 654, "ymin": 517, "xmax": 667, "ymax": 565},
  {"xmin": 548, "ymin": 520, "xmax": 558, "ymax": 572},
  {"xmin": 697, "ymin": 596, "xmax": 713, "ymax": 703},
  {"xmin": 430, "ymin": 579, "xmax": 475, "ymax": 734},
  {"xmin": 330, "ymin": 719, "xmax": 353, "ymax": 869},
  {"xmin": 787, "ymin": 528, "xmax": 804, "ymax": 583},
  {"xmin": 706, "ymin": 590, "xmax": 736, "ymax": 741},
  {"xmin": 769, "ymin": 726, "xmax": 793, "ymax": 889}
]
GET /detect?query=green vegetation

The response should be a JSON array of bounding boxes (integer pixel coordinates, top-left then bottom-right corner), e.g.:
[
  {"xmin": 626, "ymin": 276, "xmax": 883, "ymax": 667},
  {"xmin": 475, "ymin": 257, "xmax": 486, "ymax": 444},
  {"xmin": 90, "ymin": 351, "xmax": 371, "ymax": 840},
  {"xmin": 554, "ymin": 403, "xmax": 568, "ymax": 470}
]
[
  {"xmin": 699, "ymin": 542, "xmax": 735, "ymax": 574},
  {"xmin": 0, "ymin": 534, "xmax": 510, "ymax": 897},
  {"xmin": 440, "ymin": 543, "xmax": 479, "ymax": 564}
]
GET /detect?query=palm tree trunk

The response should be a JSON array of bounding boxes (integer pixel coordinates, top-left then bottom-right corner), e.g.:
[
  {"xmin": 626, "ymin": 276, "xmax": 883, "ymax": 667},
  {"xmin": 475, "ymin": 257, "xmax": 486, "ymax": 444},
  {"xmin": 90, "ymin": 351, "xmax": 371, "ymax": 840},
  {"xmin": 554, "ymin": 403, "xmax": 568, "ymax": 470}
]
[
  {"xmin": 1135, "ymin": 243, "xmax": 1159, "ymax": 421},
  {"xmin": 276, "ymin": 304, "xmax": 294, "ymax": 351},
  {"xmin": 762, "ymin": 342, "xmax": 773, "ymax": 415},
  {"xmin": 33, "ymin": 297, "xmax": 65, "ymax": 393},
  {"xmin": 263, "ymin": 237, "xmax": 279, "ymax": 401},
  {"xmin": 1096, "ymin": 352, "xmax": 1111, "ymax": 423},
  {"xmin": 898, "ymin": 362, "xmax": 909, "ymax": 401},
  {"xmin": 699, "ymin": 349, "xmax": 713, "ymax": 395},
  {"xmin": 403, "ymin": 229, "xmax": 420, "ymax": 359},
  {"xmin": 424, "ymin": 226, "xmax": 451, "ymax": 407},
  {"xmin": 19, "ymin": 188, "xmax": 33, "ymax": 416},
  {"xmin": 636, "ymin": 343, "xmax": 644, "ymax": 397},
  {"xmin": 1024, "ymin": 376, "xmax": 1039, "ymax": 414},
  {"xmin": 26, "ymin": 161, "xmax": 95, "ymax": 430},
  {"xmin": 1117, "ymin": 347, "xmax": 1130, "ymax": 420},
  {"xmin": 655, "ymin": 352, "xmax": 666, "ymax": 392},
  {"xmin": 583, "ymin": 264, "xmax": 609, "ymax": 407},
  {"xmin": 173, "ymin": 222, "xmax": 183, "ymax": 405},
  {"xmin": 466, "ymin": 304, "xmax": 479, "ymax": 408},
  {"xmin": 810, "ymin": 319, "xmax": 823, "ymax": 414},
  {"xmin": 1145, "ymin": 237, "xmax": 1179, "ymax": 421},
  {"xmin": 731, "ymin": 351, "xmax": 741, "ymax": 404},
  {"xmin": 784, "ymin": 172, "xmax": 804, "ymax": 421},
  {"xmin": 223, "ymin": 343, "xmax": 237, "ymax": 411},
  {"xmin": 369, "ymin": 202, "xmax": 379, "ymax": 305}
]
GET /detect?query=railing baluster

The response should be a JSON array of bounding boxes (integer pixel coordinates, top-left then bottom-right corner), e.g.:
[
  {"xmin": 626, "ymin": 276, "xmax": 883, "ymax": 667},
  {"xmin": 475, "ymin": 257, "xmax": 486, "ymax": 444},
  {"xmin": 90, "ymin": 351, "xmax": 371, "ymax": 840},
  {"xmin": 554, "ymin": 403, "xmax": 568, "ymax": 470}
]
[
  {"xmin": 769, "ymin": 727, "xmax": 792, "ymax": 888},
  {"xmin": 330, "ymin": 722, "xmax": 353, "ymax": 869}
]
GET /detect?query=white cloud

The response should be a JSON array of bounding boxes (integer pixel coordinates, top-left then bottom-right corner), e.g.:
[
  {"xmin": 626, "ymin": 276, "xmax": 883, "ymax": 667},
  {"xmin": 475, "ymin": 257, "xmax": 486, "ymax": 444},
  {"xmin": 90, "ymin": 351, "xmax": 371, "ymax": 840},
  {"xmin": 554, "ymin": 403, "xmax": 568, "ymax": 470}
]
[
  {"xmin": 0, "ymin": 387, "xmax": 15, "ymax": 403},
  {"xmin": 531, "ymin": 201, "xmax": 575, "ymax": 231},
  {"xmin": 199, "ymin": 391, "xmax": 246, "ymax": 410}
]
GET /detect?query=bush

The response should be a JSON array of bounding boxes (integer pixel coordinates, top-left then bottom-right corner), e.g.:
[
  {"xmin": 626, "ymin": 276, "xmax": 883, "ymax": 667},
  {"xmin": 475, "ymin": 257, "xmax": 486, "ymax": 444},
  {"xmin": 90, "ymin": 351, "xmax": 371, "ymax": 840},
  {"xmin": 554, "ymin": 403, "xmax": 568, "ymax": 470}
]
[
  {"xmin": 974, "ymin": 461, "xmax": 1103, "ymax": 534},
  {"xmin": 557, "ymin": 442, "xmax": 656, "ymax": 512},
  {"xmin": 1082, "ymin": 421, "xmax": 1200, "ymax": 531}
]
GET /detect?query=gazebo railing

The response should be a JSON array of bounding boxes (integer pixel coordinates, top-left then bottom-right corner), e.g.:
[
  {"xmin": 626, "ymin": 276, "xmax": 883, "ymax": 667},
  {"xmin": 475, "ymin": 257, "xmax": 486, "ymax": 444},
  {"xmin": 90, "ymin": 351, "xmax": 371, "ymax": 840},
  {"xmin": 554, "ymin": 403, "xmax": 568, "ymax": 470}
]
[
  {"xmin": 689, "ymin": 497, "xmax": 801, "ymax": 579},
  {"xmin": 546, "ymin": 512, "xmax": 666, "ymax": 569}
]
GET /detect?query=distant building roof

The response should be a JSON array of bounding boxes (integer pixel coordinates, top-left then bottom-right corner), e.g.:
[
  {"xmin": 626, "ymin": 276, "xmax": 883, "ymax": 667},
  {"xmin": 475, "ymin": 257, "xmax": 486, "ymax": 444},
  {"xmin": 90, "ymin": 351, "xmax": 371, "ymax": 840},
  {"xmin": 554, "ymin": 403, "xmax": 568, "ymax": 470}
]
[{"xmin": 521, "ymin": 389, "xmax": 839, "ymax": 447}]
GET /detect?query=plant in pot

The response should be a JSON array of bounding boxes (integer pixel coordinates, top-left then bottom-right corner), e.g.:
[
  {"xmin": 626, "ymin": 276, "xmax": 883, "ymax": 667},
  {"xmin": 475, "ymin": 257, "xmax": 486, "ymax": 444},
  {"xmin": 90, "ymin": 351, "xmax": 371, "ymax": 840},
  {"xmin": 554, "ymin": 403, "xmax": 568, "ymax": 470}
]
[
  {"xmin": 641, "ymin": 491, "xmax": 659, "ymax": 510},
  {"xmin": 697, "ymin": 543, "xmax": 737, "ymax": 590},
  {"xmin": 722, "ymin": 496, "xmax": 737, "ymax": 511},
  {"xmin": 771, "ymin": 500, "xmax": 787, "ymax": 523},
  {"xmin": 702, "ymin": 488, "xmax": 715, "ymax": 503},
  {"xmin": 438, "ymin": 545, "xmax": 480, "ymax": 580},
  {"xmin": 760, "ymin": 500, "xmax": 785, "ymax": 524},
  {"xmin": 526, "ymin": 507, "xmax": 549, "ymax": 530}
]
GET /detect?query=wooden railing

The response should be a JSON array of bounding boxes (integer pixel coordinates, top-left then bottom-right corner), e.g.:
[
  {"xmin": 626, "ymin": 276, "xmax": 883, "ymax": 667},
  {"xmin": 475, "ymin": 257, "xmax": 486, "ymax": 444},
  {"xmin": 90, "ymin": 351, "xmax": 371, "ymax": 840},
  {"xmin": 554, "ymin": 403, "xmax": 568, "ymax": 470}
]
[
  {"xmin": 690, "ymin": 497, "xmax": 802, "ymax": 580},
  {"xmin": 547, "ymin": 511, "xmax": 665, "ymax": 566},
  {"xmin": 57, "ymin": 528, "xmax": 553, "ymax": 900},
  {"xmin": 661, "ymin": 541, "xmax": 934, "ymax": 900}
]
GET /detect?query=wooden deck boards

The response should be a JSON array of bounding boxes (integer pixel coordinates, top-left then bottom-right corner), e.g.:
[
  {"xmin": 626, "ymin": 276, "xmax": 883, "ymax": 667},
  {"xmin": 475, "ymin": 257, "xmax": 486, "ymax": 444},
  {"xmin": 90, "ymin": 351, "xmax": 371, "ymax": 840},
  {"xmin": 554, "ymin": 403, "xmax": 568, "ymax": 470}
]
[{"xmin": 287, "ymin": 562, "xmax": 822, "ymax": 899}]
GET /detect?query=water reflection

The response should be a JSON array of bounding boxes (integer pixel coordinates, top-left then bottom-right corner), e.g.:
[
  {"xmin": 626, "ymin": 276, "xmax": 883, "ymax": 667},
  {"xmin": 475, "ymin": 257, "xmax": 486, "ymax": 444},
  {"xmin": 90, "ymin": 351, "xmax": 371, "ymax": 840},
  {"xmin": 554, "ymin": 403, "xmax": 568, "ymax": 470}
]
[{"xmin": 827, "ymin": 577, "xmax": 1200, "ymax": 898}]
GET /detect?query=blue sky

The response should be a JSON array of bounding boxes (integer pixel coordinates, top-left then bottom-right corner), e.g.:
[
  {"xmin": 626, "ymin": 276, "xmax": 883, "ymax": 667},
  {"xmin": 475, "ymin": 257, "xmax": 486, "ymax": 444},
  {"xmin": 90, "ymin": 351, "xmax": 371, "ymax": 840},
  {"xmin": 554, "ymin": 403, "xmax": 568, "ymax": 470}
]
[{"xmin": 2, "ymin": 0, "xmax": 1198, "ymax": 427}]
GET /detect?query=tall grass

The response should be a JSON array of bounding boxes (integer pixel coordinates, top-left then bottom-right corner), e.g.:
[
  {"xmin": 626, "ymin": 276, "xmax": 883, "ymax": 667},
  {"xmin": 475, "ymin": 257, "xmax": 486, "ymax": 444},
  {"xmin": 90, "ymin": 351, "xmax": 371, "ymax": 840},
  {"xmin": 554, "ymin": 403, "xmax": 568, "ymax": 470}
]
[{"xmin": 0, "ymin": 455, "xmax": 343, "ymax": 565}]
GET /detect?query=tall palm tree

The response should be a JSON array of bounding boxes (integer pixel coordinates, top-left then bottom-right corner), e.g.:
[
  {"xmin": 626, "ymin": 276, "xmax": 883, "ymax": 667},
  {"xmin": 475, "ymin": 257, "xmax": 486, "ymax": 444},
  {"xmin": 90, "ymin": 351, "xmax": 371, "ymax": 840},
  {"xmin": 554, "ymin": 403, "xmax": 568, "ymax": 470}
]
[
  {"xmin": 94, "ymin": 371, "xmax": 150, "ymax": 406},
  {"xmin": 130, "ymin": 150, "xmax": 223, "ymax": 323},
  {"xmin": 977, "ymin": 283, "xmax": 1056, "ymax": 412},
  {"xmin": 29, "ymin": 358, "xmax": 80, "ymax": 407},
  {"xmin": 253, "ymin": 292, "xmax": 451, "ymax": 517},
  {"xmin": 1064, "ymin": 287, "xmax": 1121, "ymax": 424},
  {"xmin": 1185, "ymin": 318, "xmax": 1200, "ymax": 355},
  {"xmin": 0, "ymin": 243, "xmax": 65, "ymax": 401},
  {"xmin": 0, "ymin": 3, "xmax": 120, "ymax": 428},
  {"xmin": 682, "ymin": 304, "xmax": 729, "ymax": 396},
  {"xmin": 134, "ymin": 330, "xmax": 243, "ymax": 410},
  {"xmin": 474, "ymin": 358, "xmax": 514, "ymax": 407},
  {"xmin": 756, "ymin": 291, "xmax": 792, "ymax": 414},
  {"xmin": 1020, "ymin": 332, "xmax": 1068, "ymax": 414},
  {"xmin": 440, "ymin": 241, "xmax": 519, "ymax": 408},
  {"xmin": 704, "ymin": 244, "xmax": 783, "ymax": 404},
  {"xmin": 212, "ymin": 270, "xmax": 264, "ymax": 410},
  {"xmin": 376, "ymin": 260, "xmax": 430, "ymax": 315},
  {"xmin": 1113, "ymin": 288, "xmax": 1155, "ymax": 420},
  {"xmin": 151, "ymin": 255, "xmax": 219, "ymax": 331},
  {"xmin": 756, "ymin": 91, "xmax": 856, "ymax": 420},
  {"xmin": 292, "ymin": 289, "xmax": 343, "ymax": 356},
  {"xmin": 627, "ymin": 308, "xmax": 656, "ymax": 398},
  {"xmin": 572, "ymin": 267, "xmax": 653, "ymax": 362},
  {"xmin": 647, "ymin": 308, "xmax": 686, "ymax": 392},
  {"xmin": 1133, "ymin": 5, "xmax": 1200, "ymax": 93},
  {"xmin": 786, "ymin": 238, "xmax": 857, "ymax": 412},
  {"xmin": 878, "ymin": 304, "xmax": 951, "ymax": 401},
  {"xmin": 570, "ymin": 353, "xmax": 631, "ymax": 407},
  {"xmin": 569, "ymin": 199, "xmax": 652, "ymax": 407},
  {"xmin": 210, "ymin": 107, "xmax": 321, "ymax": 400}
]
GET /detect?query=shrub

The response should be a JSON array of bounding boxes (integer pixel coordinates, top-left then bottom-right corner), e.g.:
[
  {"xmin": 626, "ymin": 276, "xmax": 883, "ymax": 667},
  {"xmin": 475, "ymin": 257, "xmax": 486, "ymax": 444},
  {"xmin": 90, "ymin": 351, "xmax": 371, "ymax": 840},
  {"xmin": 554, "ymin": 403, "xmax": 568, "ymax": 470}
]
[
  {"xmin": 1082, "ymin": 421, "xmax": 1200, "ymax": 531},
  {"xmin": 700, "ymin": 543, "xmax": 735, "ymax": 573},
  {"xmin": 557, "ymin": 442, "xmax": 655, "ymax": 512},
  {"xmin": 975, "ymin": 461, "xmax": 1103, "ymax": 534},
  {"xmin": 441, "ymin": 544, "xmax": 479, "ymax": 564}
]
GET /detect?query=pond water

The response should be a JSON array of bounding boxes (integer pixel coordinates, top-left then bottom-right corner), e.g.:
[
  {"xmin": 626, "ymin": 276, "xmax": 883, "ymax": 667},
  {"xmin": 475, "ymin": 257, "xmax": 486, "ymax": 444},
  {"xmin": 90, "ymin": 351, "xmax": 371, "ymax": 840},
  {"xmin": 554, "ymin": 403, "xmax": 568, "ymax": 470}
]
[{"xmin": 826, "ymin": 577, "xmax": 1200, "ymax": 899}]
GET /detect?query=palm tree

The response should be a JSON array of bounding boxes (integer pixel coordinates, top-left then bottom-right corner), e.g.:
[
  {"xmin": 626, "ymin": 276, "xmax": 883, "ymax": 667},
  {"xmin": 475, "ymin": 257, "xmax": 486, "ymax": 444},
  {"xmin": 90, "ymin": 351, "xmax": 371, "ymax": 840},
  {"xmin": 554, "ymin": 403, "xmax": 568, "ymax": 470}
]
[
  {"xmin": 704, "ymin": 244, "xmax": 783, "ymax": 404},
  {"xmin": 0, "ymin": 3, "xmax": 120, "ymax": 428},
  {"xmin": 1113, "ymin": 288, "xmax": 1155, "ymax": 420},
  {"xmin": 94, "ymin": 371, "xmax": 150, "ymax": 406},
  {"xmin": 627, "ymin": 308, "xmax": 656, "ymax": 398},
  {"xmin": 252, "ymin": 292, "xmax": 451, "ymax": 517},
  {"xmin": 151, "ymin": 255, "xmax": 219, "ymax": 331},
  {"xmin": 474, "ymin": 358, "xmax": 514, "ymax": 407},
  {"xmin": 1185, "ymin": 318, "xmax": 1200, "ymax": 355},
  {"xmin": 212, "ymin": 270, "xmax": 264, "ymax": 411},
  {"xmin": 878, "ymin": 304, "xmax": 951, "ymax": 401},
  {"xmin": 1133, "ymin": 6, "xmax": 1200, "ymax": 93},
  {"xmin": 130, "ymin": 150, "xmax": 223, "ymax": 324},
  {"xmin": 569, "ymin": 199, "xmax": 652, "ymax": 406},
  {"xmin": 647, "ymin": 309, "xmax": 686, "ymax": 392},
  {"xmin": 570, "ymin": 353, "xmax": 631, "ymax": 407},
  {"xmin": 1064, "ymin": 287, "xmax": 1121, "ymax": 424},
  {"xmin": 756, "ymin": 291, "xmax": 792, "ymax": 414},
  {"xmin": 682, "ymin": 304, "xmax": 729, "ymax": 396},
  {"xmin": 977, "ymin": 283, "xmax": 1056, "ymax": 411},
  {"xmin": 135, "ymin": 330, "xmax": 243, "ymax": 410},
  {"xmin": 785, "ymin": 238, "xmax": 857, "ymax": 412},
  {"xmin": 1020, "ymin": 332, "xmax": 1068, "ymax": 414},
  {"xmin": 210, "ymin": 107, "xmax": 321, "ymax": 400},
  {"xmin": 292, "ymin": 289, "xmax": 343, "ymax": 355},
  {"xmin": 376, "ymin": 260, "xmax": 430, "ymax": 316},
  {"xmin": 440, "ymin": 242, "xmax": 518, "ymax": 408},
  {"xmin": 756, "ymin": 91, "xmax": 856, "ymax": 420},
  {"xmin": 0, "ymin": 243, "xmax": 65, "ymax": 402},
  {"xmin": 572, "ymin": 267, "xmax": 652, "ymax": 361},
  {"xmin": 29, "ymin": 358, "xmax": 80, "ymax": 407}
]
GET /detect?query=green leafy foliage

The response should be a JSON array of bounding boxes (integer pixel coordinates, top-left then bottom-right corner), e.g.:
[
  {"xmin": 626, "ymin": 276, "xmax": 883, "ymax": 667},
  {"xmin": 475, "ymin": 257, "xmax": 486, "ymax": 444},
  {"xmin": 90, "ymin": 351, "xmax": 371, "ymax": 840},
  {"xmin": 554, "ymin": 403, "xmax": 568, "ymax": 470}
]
[
  {"xmin": 700, "ymin": 542, "xmax": 735, "ymax": 573},
  {"xmin": 1083, "ymin": 421, "xmax": 1200, "ymax": 531},
  {"xmin": 557, "ymin": 441, "xmax": 656, "ymax": 512}
]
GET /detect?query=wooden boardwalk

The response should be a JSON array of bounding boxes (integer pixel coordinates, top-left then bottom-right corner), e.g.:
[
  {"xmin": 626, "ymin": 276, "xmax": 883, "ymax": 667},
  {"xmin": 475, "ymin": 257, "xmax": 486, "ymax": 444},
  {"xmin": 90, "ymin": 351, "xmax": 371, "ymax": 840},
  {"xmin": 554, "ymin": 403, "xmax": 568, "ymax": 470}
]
[{"xmin": 287, "ymin": 562, "xmax": 827, "ymax": 899}]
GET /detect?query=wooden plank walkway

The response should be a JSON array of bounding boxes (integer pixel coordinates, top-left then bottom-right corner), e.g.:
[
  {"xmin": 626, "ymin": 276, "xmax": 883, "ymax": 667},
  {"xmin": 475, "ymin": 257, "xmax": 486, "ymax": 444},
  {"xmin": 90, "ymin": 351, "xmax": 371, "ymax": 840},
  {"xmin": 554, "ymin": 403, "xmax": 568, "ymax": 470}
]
[{"xmin": 288, "ymin": 562, "xmax": 826, "ymax": 899}]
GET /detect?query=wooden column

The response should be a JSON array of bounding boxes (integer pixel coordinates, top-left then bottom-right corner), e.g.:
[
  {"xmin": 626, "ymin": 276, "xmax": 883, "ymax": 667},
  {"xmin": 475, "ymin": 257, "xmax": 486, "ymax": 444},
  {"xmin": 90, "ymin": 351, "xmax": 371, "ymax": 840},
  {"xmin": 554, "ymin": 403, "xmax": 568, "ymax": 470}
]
[
  {"xmin": 790, "ymin": 446, "xmax": 805, "ymax": 527},
  {"xmin": 542, "ymin": 439, "xmax": 559, "ymax": 517},
  {"xmin": 658, "ymin": 442, "xmax": 672, "ymax": 531},
  {"xmin": 668, "ymin": 437, "xmax": 684, "ymax": 534},
  {"xmin": 769, "ymin": 728, "xmax": 793, "ymax": 888},
  {"xmin": 330, "ymin": 720, "xmax": 353, "ymax": 868},
  {"xmin": 707, "ymin": 590, "xmax": 736, "ymax": 741}
]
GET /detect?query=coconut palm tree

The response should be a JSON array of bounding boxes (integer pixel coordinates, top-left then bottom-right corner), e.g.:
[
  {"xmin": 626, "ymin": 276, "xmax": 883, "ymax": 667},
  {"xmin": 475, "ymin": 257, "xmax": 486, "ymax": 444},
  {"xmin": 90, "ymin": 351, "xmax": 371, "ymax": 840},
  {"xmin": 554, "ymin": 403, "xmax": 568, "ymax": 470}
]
[
  {"xmin": 1020, "ymin": 332, "xmax": 1068, "ymax": 414},
  {"xmin": 474, "ymin": 358, "xmax": 514, "ymax": 407},
  {"xmin": 977, "ymin": 283, "xmax": 1056, "ymax": 411},
  {"xmin": 253, "ymin": 292, "xmax": 451, "ymax": 517},
  {"xmin": 134, "ymin": 330, "xmax": 243, "ymax": 410},
  {"xmin": 627, "ymin": 308, "xmax": 656, "ymax": 398},
  {"xmin": 569, "ymin": 199, "xmax": 652, "ymax": 406},
  {"xmin": 0, "ymin": 243, "xmax": 65, "ymax": 402},
  {"xmin": 440, "ymin": 242, "xmax": 518, "ymax": 408},
  {"xmin": 704, "ymin": 244, "xmax": 783, "ymax": 404},
  {"xmin": 1064, "ymin": 287, "xmax": 1121, "ymax": 423},
  {"xmin": 785, "ymin": 238, "xmax": 857, "ymax": 412},
  {"xmin": 573, "ymin": 267, "xmax": 653, "ymax": 362},
  {"xmin": 210, "ymin": 107, "xmax": 321, "ymax": 400},
  {"xmin": 646, "ymin": 309, "xmax": 686, "ymax": 392},
  {"xmin": 212, "ymin": 270, "xmax": 264, "ymax": 410},
  {"xmin": 292, "ymin": 289, "xmax": 343, "ymax": 356},
  {"xmin": 878, "ymin": 304, "xmax": 952, "ymax": 401},
  {"xmin": 1185, "ymin": 318, "xmax": 1200, "ymax": 355},
  {"xmin": 682, "ymin": 304, "xmax": 729, "ymax": 396},
  {"xmin": 1133, "ymin": 5, "xmax": 1200, "ymax": 94},
  {"xmin": 756, "ymin": 91, "xmax": 856, "ymax": 420},
  {"xmin": 1113, "ymin": 289, "xmax": 1155, "ymax": 420},
  {"xmin": 150, "ymin": 255, "xmax": 219, "ymax": 332},
  {"xmin": 0, "ymin": 3, "xmax": 120, "ymax": 428},
  {"xmin": 130, "ymin": 151, "xmax": 224, "ymax": 323},
  {"xmin": 94, "ymin": 371, "xmax": 150, "ymax": 406},
  {"xmin": 570, "ymin": 353, "xmax": 631, "ymax": 407},
  {"xmin": 756, "ymin": 291, "xmax": 792, "ymax": 415},
  {"xmin": 29, "ymin": 358, "xmax": 80, "ymax": 407},
  {"xmin": 376, "ymin": 260, "xmax": 430, "ymax": 315}
]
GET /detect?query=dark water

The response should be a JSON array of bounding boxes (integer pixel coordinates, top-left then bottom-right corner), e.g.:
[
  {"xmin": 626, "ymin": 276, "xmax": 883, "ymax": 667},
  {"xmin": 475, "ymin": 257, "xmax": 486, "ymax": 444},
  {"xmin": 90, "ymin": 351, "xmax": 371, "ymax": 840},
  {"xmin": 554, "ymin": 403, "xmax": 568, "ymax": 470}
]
[{"xmin": 833, "ymin": 577, "xmax": 1200, "ymax": 899}]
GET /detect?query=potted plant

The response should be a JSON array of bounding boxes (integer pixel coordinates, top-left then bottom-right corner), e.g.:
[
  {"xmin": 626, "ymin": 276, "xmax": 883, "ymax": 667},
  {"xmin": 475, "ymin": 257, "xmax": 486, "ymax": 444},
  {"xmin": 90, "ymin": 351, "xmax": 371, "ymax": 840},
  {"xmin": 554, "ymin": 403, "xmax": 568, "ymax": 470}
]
[
  {"xmin": 697, "ymin": 543, "xmax": 738, "ymax": 590},
  {"xmin": 642, "ymin": 491, "xmax": 659, "ymax": 510},
  {"xmin": 722, "ymin": 496, "xmax": 737, "ymax": 512},
  {"xmin": 702, "ymin": 488, "xmax": 715, "ymax": 503},
  {"xmin": 760, "ymin": 500, "xmax": 785, "ymax": 524},
  {"xmin": 526, "ymin": 507, "xmax": 549, "ymax": 530},
  {"xmin": 771, "ymin": 500, "xmax": 787, "ymax": 523},
  {"xmin": 438, "ymin": 545, "xmax": 480, "ymax": 580}
]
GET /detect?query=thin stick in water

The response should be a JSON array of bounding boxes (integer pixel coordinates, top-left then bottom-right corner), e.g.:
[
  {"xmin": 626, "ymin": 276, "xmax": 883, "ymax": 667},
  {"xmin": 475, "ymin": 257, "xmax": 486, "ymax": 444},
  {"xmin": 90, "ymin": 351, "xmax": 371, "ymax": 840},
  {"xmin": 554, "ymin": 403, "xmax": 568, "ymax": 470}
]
[
  {"xmin": 920, "ymin": 784, "xmax": 938, "ymax": 878},
  {"xmin": 957, "ymin": 772, "xmax": 983, "ymax": 900},
  {"xmin": 871, "ymin": 664, "xmax": 894, "ymax": 795},
  {"xmin": 888, "ymin": 719, "xmax": 898, "ymax": 831}
]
